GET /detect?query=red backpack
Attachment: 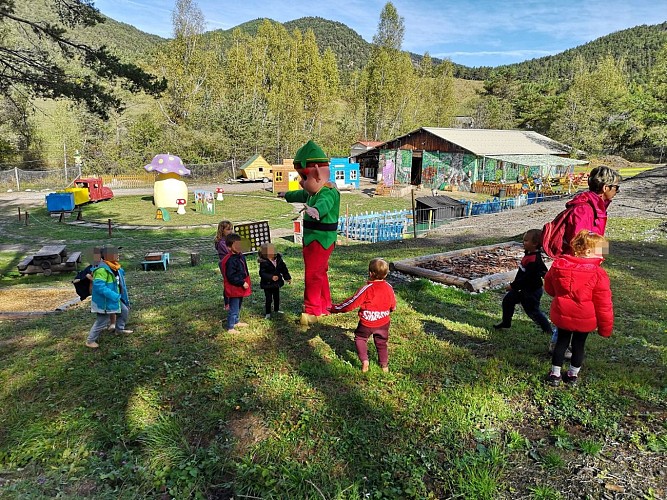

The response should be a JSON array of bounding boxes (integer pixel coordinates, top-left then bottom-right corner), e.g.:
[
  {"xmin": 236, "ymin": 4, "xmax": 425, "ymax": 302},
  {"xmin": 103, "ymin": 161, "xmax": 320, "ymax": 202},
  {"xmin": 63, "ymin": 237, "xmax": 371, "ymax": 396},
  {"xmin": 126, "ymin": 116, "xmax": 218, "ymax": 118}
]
[
  {"xmin": 541, "ymin": 209, "xmax": 570, "ymax": 258},
  {"xmin": 541, "ymin": 202, "xmax": 597, "ymax": 258}
]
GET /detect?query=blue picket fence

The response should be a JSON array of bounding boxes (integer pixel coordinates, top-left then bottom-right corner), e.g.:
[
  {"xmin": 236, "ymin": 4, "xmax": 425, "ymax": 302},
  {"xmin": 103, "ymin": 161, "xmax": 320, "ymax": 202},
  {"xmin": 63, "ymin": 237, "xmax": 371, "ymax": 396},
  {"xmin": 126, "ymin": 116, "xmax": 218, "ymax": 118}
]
[{"xmin": 339, "ymin": 210, "xmax": 411, "ymax": 242}]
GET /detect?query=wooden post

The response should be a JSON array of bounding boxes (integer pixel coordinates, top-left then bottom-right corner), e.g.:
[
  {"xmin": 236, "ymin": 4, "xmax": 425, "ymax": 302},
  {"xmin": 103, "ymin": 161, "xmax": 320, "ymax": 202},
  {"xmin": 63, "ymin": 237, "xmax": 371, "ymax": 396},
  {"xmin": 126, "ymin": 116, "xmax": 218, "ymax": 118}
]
[
  {"xmin": 190, "ymin": 252, "xmax": 200, "ymax": 266},
  {"xmin": 345, "ymin": 203, "xmax": 349, "ymax": 245},
  {"xmin": 17, "ymin": 207, "xmax": 21, "ymax": 221},
  {"xmin": 411, "ymin": 188, "xmax": 417, "ymax": 239},
  {"xmin": 108, "ymin": 218, "xmax": 112, "ymax": 237},
  {"xmin": 25, "ymin": 211, "xmax": 29, "ymax": 225}
]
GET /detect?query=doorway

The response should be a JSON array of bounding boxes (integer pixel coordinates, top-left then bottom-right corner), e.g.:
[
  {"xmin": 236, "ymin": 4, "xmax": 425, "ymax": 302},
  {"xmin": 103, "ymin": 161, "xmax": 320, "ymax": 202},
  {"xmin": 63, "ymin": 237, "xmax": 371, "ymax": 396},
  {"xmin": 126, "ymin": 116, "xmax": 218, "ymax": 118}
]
[{"xmin": 411, "ymin": 152, "xmax": 423, "ymax": 185}]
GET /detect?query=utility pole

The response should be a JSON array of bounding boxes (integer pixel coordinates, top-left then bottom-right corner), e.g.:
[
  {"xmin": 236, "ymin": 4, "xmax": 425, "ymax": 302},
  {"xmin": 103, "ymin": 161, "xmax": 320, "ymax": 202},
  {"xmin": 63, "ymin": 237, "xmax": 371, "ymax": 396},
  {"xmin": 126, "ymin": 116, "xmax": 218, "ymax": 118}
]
[{"xmin": 63, "ymin": 142, "xmax": 68, "ymax": 183}]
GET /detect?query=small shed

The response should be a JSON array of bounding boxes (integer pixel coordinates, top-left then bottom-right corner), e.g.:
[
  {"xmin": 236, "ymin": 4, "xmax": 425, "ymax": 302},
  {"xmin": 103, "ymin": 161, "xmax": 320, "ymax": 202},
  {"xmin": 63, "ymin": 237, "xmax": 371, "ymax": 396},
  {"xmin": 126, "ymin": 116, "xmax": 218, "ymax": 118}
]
[
  {"xmin": 415, "ymin": 195, "xmax": 466, "ymax": 225},
  {"xmin": 239, "ymin": 154, "xmax": 273, "ymax": 182},
  {"xmin": 272, "ymin": 159, "xmax": 300, "ymax": 194},
  {"xmin": 329, "ymin": 157, "xmax": 360, "ymax": 189}
]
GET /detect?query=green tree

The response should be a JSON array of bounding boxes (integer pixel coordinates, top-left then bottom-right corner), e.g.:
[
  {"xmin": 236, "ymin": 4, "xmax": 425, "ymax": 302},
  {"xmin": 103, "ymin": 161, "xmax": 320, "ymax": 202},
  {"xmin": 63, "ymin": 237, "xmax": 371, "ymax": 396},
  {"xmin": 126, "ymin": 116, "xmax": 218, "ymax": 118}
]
[
  {"xmin": 372, "ymin": 2, "xmax": 405, "ymax": 51},
  {"xmin": 550, "ymin": 55, "xmax": 633, "ymax": 154},
  {"xmin": 0, "ymin": 0, "xmax": 165, "ymax": 119},
  {"xmin": 155, "ymin": 0, "xmax": 213, "ymax": 125}
]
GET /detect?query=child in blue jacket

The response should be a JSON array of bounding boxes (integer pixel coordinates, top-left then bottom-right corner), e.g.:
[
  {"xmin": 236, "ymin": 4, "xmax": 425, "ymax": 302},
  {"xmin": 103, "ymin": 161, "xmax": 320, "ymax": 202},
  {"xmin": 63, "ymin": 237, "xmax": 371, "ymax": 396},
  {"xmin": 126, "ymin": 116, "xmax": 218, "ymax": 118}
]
[{"xmin": 86, "ymin": 246, "xmax": 132, "ymax": 348}]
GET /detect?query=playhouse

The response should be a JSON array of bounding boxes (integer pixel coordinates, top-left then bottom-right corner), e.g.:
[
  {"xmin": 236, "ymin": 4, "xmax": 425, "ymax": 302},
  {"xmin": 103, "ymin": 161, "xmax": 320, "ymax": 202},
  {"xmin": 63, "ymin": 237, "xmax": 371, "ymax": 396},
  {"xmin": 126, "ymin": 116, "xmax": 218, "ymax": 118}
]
[
  {"xmin": 239, "ymin": 154, "xmax": 273, "ymax": 182},
  {"xmin": 329, "ymin": 157, "xmax": 359, "ymax": 189},
  {"xmin": 272, "ymin": 159, "xmax": 300, "ymax": 194}
]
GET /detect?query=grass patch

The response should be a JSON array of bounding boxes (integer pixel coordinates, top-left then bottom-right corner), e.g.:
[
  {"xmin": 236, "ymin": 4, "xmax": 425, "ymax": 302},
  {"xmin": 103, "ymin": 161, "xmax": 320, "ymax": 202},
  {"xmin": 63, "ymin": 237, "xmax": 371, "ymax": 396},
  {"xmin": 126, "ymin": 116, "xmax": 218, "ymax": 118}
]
[{"xmin": 0, "ymin": 199, "xmax": 665, "ymax": 498}]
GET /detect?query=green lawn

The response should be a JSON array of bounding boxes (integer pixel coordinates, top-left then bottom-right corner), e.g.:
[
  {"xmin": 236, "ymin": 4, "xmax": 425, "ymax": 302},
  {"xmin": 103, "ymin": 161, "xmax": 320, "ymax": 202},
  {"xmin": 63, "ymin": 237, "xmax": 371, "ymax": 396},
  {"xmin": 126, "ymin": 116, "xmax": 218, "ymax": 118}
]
[{"xmin": 0, "ymin": 198, "xmax": 665, "ymax": 498}]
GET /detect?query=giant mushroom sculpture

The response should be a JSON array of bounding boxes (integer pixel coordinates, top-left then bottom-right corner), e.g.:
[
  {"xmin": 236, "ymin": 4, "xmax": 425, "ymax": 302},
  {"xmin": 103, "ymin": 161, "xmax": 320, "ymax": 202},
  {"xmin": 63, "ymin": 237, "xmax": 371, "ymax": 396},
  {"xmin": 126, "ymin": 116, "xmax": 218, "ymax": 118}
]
[{"xmin": 144, "ymin": 154, "xmax": 191, "ymax": 209}]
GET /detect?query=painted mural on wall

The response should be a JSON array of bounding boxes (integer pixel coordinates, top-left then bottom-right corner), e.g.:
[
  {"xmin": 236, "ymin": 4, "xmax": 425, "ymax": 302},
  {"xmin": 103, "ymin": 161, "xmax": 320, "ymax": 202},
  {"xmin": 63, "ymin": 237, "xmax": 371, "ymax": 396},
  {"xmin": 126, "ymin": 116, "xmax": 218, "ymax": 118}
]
[
  {"xmin": 421, "ymin": 152, "xmax": 476, "ymax": 191},
  {"xmin": 381, "ymin": 149, "xmax": 412, "ymax": 185},
  {"xmin": 382, "ymin": 159, "xmax": 395, "ymax": 186}
]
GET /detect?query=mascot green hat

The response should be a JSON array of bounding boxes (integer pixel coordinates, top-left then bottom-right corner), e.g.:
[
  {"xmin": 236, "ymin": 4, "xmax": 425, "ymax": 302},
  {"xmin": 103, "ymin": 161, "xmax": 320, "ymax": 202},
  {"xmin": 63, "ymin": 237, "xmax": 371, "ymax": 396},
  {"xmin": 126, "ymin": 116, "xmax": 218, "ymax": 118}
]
[{"xmin": 293, "ymin": 140, "xmax": 329, "ymax": 169}]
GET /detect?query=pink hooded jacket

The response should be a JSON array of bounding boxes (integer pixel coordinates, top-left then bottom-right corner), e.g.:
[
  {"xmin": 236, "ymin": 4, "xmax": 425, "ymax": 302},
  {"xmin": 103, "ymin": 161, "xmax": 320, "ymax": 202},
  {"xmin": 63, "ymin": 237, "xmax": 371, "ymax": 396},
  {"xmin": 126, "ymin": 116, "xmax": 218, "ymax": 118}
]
[{"xmin": 562, "ymin": 191, "xmax": 610, "ymax": 255}]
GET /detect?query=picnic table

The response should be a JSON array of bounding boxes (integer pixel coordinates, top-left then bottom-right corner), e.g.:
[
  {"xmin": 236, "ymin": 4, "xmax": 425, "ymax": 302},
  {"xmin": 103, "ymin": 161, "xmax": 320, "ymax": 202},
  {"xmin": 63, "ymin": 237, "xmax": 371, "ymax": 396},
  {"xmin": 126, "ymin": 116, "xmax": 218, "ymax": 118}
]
[{"xmin": 17, "ymin": 245, "xmax": 81, "ymax": 276}]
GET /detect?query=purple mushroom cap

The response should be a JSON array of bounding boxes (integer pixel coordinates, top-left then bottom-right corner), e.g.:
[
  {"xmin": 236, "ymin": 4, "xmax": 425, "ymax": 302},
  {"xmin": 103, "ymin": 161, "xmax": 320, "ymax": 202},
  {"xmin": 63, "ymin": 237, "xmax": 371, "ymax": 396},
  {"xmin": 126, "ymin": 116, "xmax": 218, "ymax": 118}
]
[{"xmin": 144, "ymin": 154, "xmax": 191, "ymax": 176}]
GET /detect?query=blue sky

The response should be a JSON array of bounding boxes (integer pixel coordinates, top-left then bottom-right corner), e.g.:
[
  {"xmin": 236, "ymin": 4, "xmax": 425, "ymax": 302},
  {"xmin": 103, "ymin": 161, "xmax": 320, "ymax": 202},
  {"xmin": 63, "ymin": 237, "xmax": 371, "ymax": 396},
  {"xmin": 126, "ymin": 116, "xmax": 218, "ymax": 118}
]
[{"xmin": 93, "ymin": 0, "xmax": 667, "ymax": 67}]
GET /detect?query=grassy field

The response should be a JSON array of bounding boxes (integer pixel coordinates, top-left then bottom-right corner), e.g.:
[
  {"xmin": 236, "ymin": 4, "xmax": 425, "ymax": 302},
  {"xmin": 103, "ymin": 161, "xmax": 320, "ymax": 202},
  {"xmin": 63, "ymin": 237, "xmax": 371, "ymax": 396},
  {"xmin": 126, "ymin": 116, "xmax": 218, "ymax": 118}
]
[
  {"xmin": 0, "ymin": 195, "xmax": 665, "ymax": 498},
  {"xmin": 29, "ymin": 191, "xmax": 417, "ymax": 229}
]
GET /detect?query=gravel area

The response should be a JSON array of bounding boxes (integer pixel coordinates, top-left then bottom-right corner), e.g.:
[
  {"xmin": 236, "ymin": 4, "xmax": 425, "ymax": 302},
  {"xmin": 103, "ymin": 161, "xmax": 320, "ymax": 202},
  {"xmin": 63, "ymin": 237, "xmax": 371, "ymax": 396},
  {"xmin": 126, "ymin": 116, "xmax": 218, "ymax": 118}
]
[{"xmin": 426, "ymin": 165, "xmax": 667, "ymax": 244}]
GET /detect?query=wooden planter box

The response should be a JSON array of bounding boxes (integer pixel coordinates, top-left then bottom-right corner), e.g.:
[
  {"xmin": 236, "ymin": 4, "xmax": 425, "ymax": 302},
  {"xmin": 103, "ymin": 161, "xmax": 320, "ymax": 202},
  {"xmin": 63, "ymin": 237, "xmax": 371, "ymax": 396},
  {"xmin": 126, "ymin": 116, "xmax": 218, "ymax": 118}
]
[{"xmin": 392, "ymin": 241, "xmax": 529, "ymax": 292}]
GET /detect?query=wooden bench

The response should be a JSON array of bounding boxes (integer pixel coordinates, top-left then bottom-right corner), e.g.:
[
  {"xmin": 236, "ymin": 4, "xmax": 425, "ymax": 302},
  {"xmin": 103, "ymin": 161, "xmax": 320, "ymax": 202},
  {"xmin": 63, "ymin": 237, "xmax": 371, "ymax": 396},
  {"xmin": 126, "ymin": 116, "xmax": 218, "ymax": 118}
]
[
  {"xmin": 66, "ymin": 252, "xmax": 82, "ymax": 265},
  {"xmin": 141, "ymin": 252, "xmax": 170, "ymax": 271}
]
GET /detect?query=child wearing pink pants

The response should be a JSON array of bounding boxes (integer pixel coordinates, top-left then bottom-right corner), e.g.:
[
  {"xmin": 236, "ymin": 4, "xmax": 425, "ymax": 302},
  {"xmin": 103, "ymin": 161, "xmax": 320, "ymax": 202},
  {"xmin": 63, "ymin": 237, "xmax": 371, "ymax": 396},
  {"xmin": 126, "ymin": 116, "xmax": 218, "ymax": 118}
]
[{"xmin": 330, "ymin": 258, "xmax": 396, "ymax": 372}]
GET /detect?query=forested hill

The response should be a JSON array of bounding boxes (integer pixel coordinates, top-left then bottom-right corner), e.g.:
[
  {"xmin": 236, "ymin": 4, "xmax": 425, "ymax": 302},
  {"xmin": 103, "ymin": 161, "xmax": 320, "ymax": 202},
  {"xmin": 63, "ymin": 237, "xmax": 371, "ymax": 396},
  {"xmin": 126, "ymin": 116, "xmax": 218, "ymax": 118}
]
[
  {"xmin": 206, "ymin": 16, "xmax": 472, "ymax": 75},
  {"xmin": 462, "ymin": 22, "xmax": 667, "ymax": 82},
  {"xmin": 13, "ymin": 0, "xmax": 164, "ymax": 63},
  {"xmin": 13, "ymin": 2, "xmax": 666, "ymax": 84}
]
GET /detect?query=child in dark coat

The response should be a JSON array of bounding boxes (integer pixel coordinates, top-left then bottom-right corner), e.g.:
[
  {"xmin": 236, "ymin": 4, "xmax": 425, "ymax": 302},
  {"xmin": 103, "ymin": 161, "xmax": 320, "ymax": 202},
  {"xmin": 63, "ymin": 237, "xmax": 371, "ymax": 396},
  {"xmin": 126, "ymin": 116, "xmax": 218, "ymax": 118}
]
[
  {"xmin": 494, "ymin": 229, "xmax": 555, "ymax": 335},
  {"xmin": 258, "ymin": 243, "xmax": 292, "ymax": 319},
  {"xmin": 219, "ymin": 233, "xmax": 252, "ymax": 333}
]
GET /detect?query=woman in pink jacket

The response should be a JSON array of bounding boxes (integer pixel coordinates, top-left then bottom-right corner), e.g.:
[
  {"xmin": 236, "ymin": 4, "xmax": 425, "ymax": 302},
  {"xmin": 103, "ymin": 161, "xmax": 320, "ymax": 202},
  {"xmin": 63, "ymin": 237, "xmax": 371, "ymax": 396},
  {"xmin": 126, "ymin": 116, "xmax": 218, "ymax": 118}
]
[
  {"xmin": 561, "ymin": 165, "xmax": 621, "ymax": 256},
  {"xmin": 545, "ymin": 230, "xmax": 614, "ymax": 386}
]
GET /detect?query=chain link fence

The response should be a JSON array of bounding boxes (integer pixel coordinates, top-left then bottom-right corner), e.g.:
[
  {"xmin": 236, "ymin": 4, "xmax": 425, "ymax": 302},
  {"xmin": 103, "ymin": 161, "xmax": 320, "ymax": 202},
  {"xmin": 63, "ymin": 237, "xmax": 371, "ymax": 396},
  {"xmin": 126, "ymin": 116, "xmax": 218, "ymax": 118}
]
[
  {"xmin": 0, "ymin": 166, "xmax": 82, "ymax": 191},
  {"xmin": 0, "ymin": 161, "xmax": 237, "ymax": 191}
]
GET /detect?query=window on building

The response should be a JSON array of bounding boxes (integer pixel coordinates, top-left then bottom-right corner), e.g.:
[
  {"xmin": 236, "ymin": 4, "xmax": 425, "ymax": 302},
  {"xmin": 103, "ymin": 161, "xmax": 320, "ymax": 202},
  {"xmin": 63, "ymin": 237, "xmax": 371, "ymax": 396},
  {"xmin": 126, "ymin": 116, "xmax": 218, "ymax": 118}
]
[
  {"xmin": 275, "ymin": 172, "xmax": 283, "ymax": 182},
  {"xmin": 350, "ymin": 170, "xmax": 357, "ymax": 180},
  {"xmin": 335, "ymin": 170, "xmax": 345, "ymax": 181}
]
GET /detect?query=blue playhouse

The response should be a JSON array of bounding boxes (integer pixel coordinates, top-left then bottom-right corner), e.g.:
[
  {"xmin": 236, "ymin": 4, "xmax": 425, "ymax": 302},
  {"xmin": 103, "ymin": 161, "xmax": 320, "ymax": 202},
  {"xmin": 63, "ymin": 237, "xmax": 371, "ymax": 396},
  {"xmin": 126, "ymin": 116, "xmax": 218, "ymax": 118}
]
[{"xmin": 329, "ymin": 158, "xmax": 360, "ymax": 189}]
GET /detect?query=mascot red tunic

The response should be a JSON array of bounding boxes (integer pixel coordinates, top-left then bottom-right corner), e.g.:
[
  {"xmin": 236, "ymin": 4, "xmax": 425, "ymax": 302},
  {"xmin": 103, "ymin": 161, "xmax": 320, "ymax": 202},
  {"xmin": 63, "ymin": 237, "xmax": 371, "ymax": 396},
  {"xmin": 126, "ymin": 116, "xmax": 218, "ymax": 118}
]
[{"xmin": 281, "ymin": 140, "xmax": 340, "ymax": 326}]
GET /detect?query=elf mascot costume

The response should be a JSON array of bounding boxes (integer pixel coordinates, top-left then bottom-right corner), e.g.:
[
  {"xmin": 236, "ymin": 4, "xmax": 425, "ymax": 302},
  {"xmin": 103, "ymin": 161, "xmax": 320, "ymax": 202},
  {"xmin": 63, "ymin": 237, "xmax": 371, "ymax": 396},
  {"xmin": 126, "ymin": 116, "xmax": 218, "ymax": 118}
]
[{"xmin": 282, "ymin": 140, "xmax": 340, "ymax": 326}]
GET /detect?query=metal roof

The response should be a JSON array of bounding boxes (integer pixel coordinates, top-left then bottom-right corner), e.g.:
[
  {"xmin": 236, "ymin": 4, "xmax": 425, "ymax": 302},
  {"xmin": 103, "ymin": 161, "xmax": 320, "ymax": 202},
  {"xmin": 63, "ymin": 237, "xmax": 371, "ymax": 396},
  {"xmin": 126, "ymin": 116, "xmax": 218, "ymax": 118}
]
[
  {"xmin": 486, "ymin": 154, "xmax": 589, "ymax": 167},
  {"xmin": 421, "ymin": 127, "xmax": 572, "ymax": 156}
]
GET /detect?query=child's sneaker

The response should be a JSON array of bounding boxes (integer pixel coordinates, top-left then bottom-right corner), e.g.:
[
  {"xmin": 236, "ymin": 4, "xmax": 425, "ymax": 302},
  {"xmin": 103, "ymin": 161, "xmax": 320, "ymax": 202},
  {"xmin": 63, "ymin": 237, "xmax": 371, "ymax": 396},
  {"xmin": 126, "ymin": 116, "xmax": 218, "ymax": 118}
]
[
  {"xmin": 493, "ymin": 323, "xmax": 510, "ymax": 330},
  {"xmin": 107, "ymin": 323, "xmax": 116, "ymax": 331},
  {"xmin": 85, "ymin": 341, "xmax": 99, "ymax": 349},
  {"xmin": 564, "ymin": 371, "xmax": 579, "ymax": 386},
  {"xmin": 547, "ymin": 372, "xmax": 562, "ymax": 386},
  {"xmin": 276, "ymin": 310, "xmax": 284, "ymax": 314},
  {"xmin": 264, "ymin": 314, "xmax": 271, "ymax": 319},
  {"xmin": 235, "ymin": 322, "xmax": 249, "ymax": 328}
]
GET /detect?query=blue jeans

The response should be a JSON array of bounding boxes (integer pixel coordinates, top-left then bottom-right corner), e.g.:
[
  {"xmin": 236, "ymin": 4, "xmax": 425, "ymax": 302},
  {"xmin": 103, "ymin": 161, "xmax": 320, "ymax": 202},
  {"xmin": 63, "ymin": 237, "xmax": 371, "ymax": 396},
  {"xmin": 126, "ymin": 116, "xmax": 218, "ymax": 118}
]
[
  {"xmin": 116, "ymin": 302, "xmax": 130, "ymax": 330},
  {"xmin": 227, "ymin": 297, "xmax": 243, "ymax": 330},
  {"xmin": 501, "ymin": 288, "xmax": 552, "ymax": 333}
]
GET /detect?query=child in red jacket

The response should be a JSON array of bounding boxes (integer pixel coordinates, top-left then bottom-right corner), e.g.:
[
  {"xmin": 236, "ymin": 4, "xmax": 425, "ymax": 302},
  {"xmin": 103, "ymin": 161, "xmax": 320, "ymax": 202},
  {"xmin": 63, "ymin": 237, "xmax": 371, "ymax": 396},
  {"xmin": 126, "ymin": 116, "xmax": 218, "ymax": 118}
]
[
  {"xmin": 545, "ymin": 230, "xmax": 614, "ymax": 386},
  {"xmin": 329, "ymin": 258, "xmax": 396, "ymax": 373}
]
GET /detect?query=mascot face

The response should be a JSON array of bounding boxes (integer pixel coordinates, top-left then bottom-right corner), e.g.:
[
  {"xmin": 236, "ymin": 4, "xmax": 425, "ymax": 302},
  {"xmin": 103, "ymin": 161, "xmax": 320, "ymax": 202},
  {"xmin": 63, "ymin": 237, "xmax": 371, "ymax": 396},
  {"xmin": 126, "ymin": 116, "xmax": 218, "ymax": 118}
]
[{"xmin": 297, "ymin": 162, "xmax": 330, "ymax": 195}]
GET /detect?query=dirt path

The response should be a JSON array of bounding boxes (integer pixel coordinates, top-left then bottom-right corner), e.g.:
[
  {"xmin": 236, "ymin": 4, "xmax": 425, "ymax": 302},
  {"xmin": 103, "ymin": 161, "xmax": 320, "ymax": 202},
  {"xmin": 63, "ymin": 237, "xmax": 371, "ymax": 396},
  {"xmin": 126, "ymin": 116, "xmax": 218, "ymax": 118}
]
[{"xmin": 426, "ymin": 165, "xmax": 667, "ymax": 245}]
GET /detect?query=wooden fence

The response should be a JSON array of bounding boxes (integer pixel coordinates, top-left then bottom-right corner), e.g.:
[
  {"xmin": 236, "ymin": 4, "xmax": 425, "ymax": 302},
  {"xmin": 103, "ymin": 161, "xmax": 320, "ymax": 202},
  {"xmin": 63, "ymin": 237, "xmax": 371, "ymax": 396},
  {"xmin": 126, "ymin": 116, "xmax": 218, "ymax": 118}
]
[{"xmin": 101, "ymin": 173, "xmax": 155, "ymax": 189}]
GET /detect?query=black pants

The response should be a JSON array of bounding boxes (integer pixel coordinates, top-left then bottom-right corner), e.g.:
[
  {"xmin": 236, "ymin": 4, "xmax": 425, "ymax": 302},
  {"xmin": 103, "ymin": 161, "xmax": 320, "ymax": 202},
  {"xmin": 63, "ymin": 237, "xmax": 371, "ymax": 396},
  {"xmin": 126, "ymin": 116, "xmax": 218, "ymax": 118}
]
[
  {"xmin": 552, "ymin": 328, "xmax": 589, "ymax": 368},
  {"xmin": 263, "ymin": 288, "xmax": 280, "ymax": 314},
  {"xmin": 500, "ymin": 288, "xmax": 551, "ymax": 333}
]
